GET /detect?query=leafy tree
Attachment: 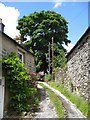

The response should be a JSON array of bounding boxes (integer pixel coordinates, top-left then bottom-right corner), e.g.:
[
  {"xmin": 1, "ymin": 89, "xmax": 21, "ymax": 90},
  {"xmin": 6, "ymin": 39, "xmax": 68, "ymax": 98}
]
[
  {"xmin": 54, "ymin": 43, "xmax": 67, "ymax": 68},
  {"xmin": 17, "ymin": 10, "xmax": 70, "ymax": 72}
]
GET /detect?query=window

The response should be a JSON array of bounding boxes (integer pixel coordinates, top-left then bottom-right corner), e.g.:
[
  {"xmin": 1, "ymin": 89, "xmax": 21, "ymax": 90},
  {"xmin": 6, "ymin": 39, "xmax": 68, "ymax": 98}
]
[{"xmin": 18, "ymin": 50, "xmax": 24, "ymax": 63}]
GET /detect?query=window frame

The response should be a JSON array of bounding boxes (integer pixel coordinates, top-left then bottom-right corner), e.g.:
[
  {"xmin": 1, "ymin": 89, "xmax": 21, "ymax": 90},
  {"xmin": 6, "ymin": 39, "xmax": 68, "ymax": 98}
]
[{"xmin": 18, "ymin": 50, "xmax": 24, "ymax": 63}]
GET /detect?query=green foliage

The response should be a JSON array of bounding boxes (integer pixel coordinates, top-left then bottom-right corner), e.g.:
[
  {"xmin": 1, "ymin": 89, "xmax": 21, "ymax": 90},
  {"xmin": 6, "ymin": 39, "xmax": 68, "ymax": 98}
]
[
  {"xmin": 2, "ymin": 52, "xmax": 39, "ymax": 114},
  {"xmin": 70, "ymin": 82, "xmax": 74, "ymax": 92},
  {"xmin": 36, "ymin": 60, "xmax": 43, "ymax": 72},
  {"xmin": 36, "ymin": 71, "xmax": 44, "ymax": 81},
  {"xmin": 39, "ymin": 83, "xmax": 65, "ymax": 118},
  {"xmin": 17, "ymin": 10, "xmax": 70, "ymax": 72},
  {"xmin": 61, "ymin": 77, "xmax": 64, "ymax": 85},
  {"xmin": 54, "ymin": 44, "xmax": 67, "ymax": 68},
  {"xmin": 45, "ymin": 73, "xmax": 52, "ymax": 81},
  {"xmin": 87, "ymin": 101, "xmax": 90, "ymax": 119},
  {"xmin": 49, "ymin": 82, "xmax": 88, "ymax": 117}
]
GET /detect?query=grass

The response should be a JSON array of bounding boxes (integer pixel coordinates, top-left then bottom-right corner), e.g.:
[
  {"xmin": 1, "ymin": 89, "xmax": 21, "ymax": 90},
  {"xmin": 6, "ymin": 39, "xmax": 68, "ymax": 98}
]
[
  {"xmin": 48, "ymin": 81, "xmax": 88, "ymax": 117},
  {"xmin": 39, "ymin": 83, "xmax": 65, "ymax": 118}
]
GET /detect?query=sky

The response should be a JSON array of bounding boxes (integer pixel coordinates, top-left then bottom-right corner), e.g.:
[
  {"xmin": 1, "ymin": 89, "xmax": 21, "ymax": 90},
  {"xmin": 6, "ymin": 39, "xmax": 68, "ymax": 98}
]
[{"xmin": 0, "ymin": 1, "xmax": 89, "ymax": 52}]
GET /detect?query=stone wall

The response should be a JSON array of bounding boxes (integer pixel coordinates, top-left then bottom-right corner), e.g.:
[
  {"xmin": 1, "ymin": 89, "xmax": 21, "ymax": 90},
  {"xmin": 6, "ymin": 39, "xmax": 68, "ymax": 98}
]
[
  {"xmin": 1, "ymin": 33, "xmax": 36, "ymax": 73},
  {"xmin": 1, "ymin": 32, "xmax": 36, "ymax": 113},
  {"xmin": 55, "ymin": 28, "xmax": 90, "ymax": 100}
]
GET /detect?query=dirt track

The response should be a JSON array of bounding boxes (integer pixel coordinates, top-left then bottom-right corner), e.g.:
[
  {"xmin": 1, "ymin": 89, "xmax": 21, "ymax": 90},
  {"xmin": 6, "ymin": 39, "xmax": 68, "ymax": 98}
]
[
  {"xmin": 41, "ymin": 82, "xmax": 87, "ymax": 119},
  {"xmin": 33, "ymin": 84, "xmax": 58, "ymax": 119}
]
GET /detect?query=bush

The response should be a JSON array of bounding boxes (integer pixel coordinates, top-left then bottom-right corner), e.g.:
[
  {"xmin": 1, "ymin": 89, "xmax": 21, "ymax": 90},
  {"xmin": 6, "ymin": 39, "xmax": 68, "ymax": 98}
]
[
  {"xmin": 36, "ymin": 71, "xmax": 44, "ymax": 81},
  {"xmin": 2, "ymin": 52, "xmax": 39, "ymax": 114},
  {"xmin": 45, "ymin": 74, "xmax": 52, "ymax": 81}
]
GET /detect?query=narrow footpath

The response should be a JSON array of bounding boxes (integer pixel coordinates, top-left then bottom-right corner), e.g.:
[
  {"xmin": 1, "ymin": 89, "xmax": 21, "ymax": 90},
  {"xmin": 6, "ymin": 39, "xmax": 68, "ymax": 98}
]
[
  {"xmin": 41, "ymin": 82, "xmax": 87, "ymax": 119},
  {"xmin": 33, "ymin": 84, "xmax": 58, "ymax": 119}
]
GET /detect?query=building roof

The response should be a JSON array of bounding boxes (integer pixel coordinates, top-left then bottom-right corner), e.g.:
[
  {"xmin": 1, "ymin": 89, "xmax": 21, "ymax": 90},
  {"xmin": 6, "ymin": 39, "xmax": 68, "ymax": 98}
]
[
  {"xmin": 0, "ymin": 31, "xmax": 34, "ymax": 56},
  {"xmin": 66, "ymin": 26, "xmax": 90, "ymax": 58}
]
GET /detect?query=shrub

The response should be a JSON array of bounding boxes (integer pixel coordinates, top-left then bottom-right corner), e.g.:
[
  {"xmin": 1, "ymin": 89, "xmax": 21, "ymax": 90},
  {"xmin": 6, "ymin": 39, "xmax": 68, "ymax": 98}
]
[
  {"xmin": 2, "ymin": 52, "xmax": 39, "ymax": 114},
  {"xmin": 45, "ymin": 73, "xmax": 52, "ymax": 81},
  {"xmin": 35, "ymin": 71, "xmax": 44, "ymax": 81}
]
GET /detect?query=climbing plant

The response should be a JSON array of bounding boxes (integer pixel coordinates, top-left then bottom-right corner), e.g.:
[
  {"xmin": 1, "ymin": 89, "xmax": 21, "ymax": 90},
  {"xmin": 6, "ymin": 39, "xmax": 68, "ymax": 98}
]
[{"xmin": 2, "ymin": 52, "xmax": 39, "ymax": 114}]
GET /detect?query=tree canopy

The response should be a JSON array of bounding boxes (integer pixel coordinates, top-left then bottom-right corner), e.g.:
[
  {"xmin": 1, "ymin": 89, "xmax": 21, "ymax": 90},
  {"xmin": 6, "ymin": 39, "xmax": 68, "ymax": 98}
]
[{"xmin": 17, "ymin": 10, "xmax": 71, "ymax": 72}]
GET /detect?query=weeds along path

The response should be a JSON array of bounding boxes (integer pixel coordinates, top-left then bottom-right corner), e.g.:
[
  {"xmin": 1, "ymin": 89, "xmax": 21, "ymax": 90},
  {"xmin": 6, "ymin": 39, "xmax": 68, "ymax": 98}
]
[
  {"xmin": 40, "ymin": 82, "xmax": 87, "ymax": 119},
  {"xmin": 32, "ymin": 84, "xmax": 58, "ymax": 119}
]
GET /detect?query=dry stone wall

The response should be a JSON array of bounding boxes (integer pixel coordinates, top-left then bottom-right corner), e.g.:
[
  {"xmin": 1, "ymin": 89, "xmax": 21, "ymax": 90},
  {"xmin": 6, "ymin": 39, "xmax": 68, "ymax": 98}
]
[{"xmin": 55, "ymin": 28, "xmax": 90, "ymax": 100}]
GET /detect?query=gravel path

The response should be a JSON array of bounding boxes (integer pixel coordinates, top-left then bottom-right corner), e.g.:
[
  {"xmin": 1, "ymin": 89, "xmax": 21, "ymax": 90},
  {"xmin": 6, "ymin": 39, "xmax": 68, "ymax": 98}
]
[
  {"xmin": 33, "ymin": 84, "xmax": 58, "ymax": 119},
  {"xmin": 41, "ymin": 82, "xmax": 87, "ymax": 119}
]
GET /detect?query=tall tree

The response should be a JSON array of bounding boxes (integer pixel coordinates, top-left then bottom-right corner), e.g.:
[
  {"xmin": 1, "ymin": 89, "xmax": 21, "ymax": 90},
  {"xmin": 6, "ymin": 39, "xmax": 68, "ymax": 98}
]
[{"xmin": 17, "ymin": 10, "xmax": 71, "ymax": 72}]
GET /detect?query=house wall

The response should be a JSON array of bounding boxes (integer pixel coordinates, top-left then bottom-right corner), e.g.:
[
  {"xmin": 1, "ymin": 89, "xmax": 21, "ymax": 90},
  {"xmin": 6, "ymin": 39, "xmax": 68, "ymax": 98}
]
[
  {"xmin": 55, "ymin": 29, "xmax": 90, "ymax": 100},
  {"xmin": 2, "ymin": 33, "xmax": 36, "ymax": 73},
  {"xmin": 0, "ymin": 33, "xmax": 2, "ymax": 77},
  {"xmin": 1, "ymin": 33, "xmax": 36, "ymax": 114}
]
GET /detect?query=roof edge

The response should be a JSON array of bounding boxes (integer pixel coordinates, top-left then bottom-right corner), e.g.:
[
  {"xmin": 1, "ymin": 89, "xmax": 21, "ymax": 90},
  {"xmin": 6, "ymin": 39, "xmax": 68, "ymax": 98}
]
[
  {"xmin": 0, "ymin": 31, "xmax": 34, "ymax": 56},
  {"xmin": 66, "ymin": 26, "xmax": 90, "ymax": 58}
]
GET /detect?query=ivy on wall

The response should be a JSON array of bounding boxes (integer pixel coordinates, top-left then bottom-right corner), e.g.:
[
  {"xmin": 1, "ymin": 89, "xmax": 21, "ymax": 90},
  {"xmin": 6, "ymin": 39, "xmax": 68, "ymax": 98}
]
[{"xmin": 2, "ymin": 52, "xmax": 39, "ymax": 114}]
